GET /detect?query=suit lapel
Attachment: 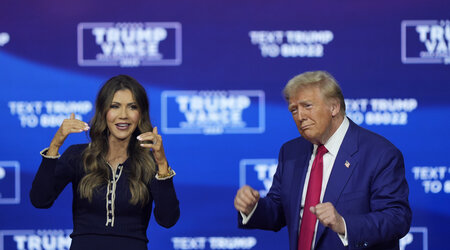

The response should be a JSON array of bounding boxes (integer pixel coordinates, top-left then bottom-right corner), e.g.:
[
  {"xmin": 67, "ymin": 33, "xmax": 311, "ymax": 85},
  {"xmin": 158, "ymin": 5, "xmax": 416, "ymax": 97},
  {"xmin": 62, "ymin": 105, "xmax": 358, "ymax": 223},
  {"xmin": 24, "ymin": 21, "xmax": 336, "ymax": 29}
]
[
  {"xmin": 291, "ymin": 143, "xmax": 313, "ymax": 243},
  {"xmin": 314, "ymin": 120, "xmax": 360, "ymax": 246}
]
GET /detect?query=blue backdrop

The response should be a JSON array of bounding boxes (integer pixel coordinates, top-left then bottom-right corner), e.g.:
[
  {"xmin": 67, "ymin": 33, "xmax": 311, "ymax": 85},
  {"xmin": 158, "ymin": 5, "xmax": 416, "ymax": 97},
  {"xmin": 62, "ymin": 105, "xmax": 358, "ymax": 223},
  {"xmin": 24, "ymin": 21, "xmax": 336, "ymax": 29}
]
[{"xmin": 1, "ymin": 0, "xmax": 449, "ymax": 249}]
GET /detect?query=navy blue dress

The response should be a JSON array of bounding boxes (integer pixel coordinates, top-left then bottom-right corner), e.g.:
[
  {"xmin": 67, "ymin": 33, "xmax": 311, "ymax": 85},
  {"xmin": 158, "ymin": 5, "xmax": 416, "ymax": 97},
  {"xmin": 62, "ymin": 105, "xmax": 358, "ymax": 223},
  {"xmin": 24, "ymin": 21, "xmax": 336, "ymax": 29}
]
[{"xmin": 30, "ymin": 144, "xmax": 180, "ymax": 250}]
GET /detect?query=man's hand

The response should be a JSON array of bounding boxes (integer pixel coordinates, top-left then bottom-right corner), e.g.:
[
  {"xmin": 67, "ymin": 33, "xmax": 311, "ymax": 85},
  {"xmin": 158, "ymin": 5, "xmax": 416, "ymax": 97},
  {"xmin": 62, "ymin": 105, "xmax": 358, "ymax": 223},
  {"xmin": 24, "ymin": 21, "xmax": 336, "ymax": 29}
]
[
  {"xmin": 310, "ymin": 202, "xmax": 345, "ymax": 235},
  {"xmin": 234, "ymin": 185, "xmax": 260, "ymax": 216}
]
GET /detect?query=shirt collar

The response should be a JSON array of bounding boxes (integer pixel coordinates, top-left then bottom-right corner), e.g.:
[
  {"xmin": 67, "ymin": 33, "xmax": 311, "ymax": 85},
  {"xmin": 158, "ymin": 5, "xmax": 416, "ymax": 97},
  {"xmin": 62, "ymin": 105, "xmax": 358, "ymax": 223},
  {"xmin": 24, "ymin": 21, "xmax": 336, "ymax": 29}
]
[{"xmin": 314, "ymin": 116, "xmax": 349, "ymax": 156}]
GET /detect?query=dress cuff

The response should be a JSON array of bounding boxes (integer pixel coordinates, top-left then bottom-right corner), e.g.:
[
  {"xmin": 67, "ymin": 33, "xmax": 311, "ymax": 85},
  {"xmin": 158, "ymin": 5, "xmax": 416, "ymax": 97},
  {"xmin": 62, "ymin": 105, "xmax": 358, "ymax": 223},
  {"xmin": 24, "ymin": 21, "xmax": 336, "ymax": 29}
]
[
  {"xmin": 155, "ymin": 167, "xmax": 176, "ymax": 180},
  {"xmin": 40, "ymin": 147, "xmax": 61, "ymax": 159}
]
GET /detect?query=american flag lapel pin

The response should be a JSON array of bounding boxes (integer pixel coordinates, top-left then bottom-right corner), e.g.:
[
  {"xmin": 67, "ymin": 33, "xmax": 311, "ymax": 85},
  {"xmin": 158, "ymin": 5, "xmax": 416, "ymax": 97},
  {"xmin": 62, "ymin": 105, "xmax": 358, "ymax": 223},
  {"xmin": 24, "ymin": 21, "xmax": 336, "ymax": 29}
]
[{"xmin": 345, "ymin": 161, "xmax": 350, "ymax": 168}]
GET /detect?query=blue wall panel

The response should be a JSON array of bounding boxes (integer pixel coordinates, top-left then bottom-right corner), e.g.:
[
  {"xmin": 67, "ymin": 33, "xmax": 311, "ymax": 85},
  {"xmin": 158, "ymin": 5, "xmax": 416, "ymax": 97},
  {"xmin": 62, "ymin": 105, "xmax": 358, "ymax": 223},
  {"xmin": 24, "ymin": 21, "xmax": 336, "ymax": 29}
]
[{"xmin": 1, "ymin": 0, "xmax": 449, "ymax": 249}]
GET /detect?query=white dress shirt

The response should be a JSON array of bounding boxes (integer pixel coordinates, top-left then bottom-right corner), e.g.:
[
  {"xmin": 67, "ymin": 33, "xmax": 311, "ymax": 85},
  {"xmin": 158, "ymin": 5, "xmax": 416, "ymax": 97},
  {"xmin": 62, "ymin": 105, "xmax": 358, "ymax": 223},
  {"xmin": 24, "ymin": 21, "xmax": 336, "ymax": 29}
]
[
  {"xmin": 242, "ymin": 117, "xmax": 350, "ymax": 249},
  {"xmin": 300, "ymin": 117, "xmax": 349, "ymax": 248}
]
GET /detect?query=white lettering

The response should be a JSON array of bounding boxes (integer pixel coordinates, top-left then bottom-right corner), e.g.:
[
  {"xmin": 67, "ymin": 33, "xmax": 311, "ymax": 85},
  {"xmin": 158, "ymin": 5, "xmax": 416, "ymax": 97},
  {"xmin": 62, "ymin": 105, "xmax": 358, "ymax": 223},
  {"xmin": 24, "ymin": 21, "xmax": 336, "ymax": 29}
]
[
  {"xmin": 345, "ymin": 99, "xmax": 369, "ymax": 112},
  {"xmin": 259, "ymin": 44, "xmax": 280, "ymax": 57},
  {"xmin": 280, "ymin": 44, "xmax": 323, "ymax": 57},
  {"xmin": 370, "ymin": 99, "xmax": 417, "ymax": 112},
  {"xmin": 399, "ymin": 233, "xmax": 414, "ymax": 250},
  {"xmin": 250, "ymin": 30, "xmax": 333, "ymax": 58},
  {"xmin": 44, "ymin": 101, "xmax": 92, "ymax": 114},
  {"xmin": 254, "ymin": 165, "xmax": 268, "ymax": 180},
  {"xmin": 412, "ymin": 166, "xmax": 447, "ymax": 180},
  {"xmin": 18, "ymin": 115, "xmax": 39, "ymax": 128},
  {"xmin": 346, "ymin": 112, "xmax": 364, "ymax": 125},
  {"xmin": 416, "ymin": 25, "xmax": 430, "ymax": 42},
  {"xmin": 42, "ymin": 236, "xmax": 56, "ymax": 250},
  {"xmin": 13, "ymin": 234, "xmax": 71, "ymax": 250},
  {"xmin": 13, "ymin": 235, "xmax": 27, "ymax": 250},
  {"xmin": 209, "ymin": 237, "xmax": 257, "ymax": 249},
  {"xmin": 365, "ymin": 112, "xmax": 408, "ymax": 125},
  {"xmin": 0, "ymin": 32, "xmax": 10, "ymax": 46},
  {"xmin": 430, "ymin": 25, "xmax": 445, "ymax": 42},
  {"xmin": 248, "ymin": 31, "xmax": 284, "ymax": 44},
  {"xmin": 28, "ymin": 235, "xmax": 41, "ymax": 250},
  {"xmin": 8, "ymin": 101, "xmax": 43, "ymax": 115},
  {"xmin": 415, "ymin": 22, "xmax": 450, "ymax": 56},
  {"xmin": 422, "ymin": 180, "xmax": 442, "ymax": 193},
  {"xmin": 444, "ymin": 180, "xmax": 450, "ymax": 193},
  {"xmin": 0, "ymin": 167, "xmax": 5, "ymax": 179},
  {"xmin": 9, "ymin": 100, "xmax": 92, "ymax": 129},
  {"xmin": 89, "ymin": 24, "xmax": 172, "ymax": 66},
  {"xmin": 100, "ymin": 43, "xmax": 114, "ymax": 56},
  {"xmin": 92, "ymin": 28, "xmax": 106, "ymax": 44},
  {"xmin": 285, "ymin": 30, "xmax": 333, "ymax": 44},
  {"xmin": 172, "ymin": 237, "xmax": 207, "ymax": 250},
  {"xmin": 176, "ymin": 94, "xmax": 251, "ymax": 127}
]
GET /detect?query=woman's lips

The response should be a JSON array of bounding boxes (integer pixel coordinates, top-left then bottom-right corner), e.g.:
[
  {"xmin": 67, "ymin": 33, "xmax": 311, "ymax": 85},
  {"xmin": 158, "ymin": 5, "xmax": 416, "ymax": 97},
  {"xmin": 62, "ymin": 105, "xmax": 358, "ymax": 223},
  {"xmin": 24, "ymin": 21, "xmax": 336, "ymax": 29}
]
[{"xmin": 115, "ymin": 123, "xmax": 130, "ymax": 130}]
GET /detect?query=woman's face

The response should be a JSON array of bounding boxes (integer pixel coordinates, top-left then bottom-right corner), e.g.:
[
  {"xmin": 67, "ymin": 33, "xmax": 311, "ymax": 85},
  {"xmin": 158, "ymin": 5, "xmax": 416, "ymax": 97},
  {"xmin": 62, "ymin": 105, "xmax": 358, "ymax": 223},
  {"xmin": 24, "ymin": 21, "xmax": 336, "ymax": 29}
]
[{"xmin": 106, "ymin": 89, "xmax": 140, "ymax": 143}]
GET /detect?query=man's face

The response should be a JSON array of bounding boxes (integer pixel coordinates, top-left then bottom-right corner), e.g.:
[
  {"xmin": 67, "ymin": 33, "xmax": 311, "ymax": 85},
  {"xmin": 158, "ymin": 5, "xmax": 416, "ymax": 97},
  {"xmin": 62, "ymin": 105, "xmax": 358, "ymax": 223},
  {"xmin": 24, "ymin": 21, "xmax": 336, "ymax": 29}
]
[{"xmin": 288, "ymin": 86, "xmax": 338, "ymax": 145}]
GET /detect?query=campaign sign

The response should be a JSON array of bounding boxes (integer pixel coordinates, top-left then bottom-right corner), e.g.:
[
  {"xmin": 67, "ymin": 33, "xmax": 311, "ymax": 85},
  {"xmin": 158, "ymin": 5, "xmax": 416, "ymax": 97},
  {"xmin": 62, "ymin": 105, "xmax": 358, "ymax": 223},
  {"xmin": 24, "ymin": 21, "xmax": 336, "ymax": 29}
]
[
  {"xmin": 161, "ymin": 90, "xmax": 265, "ymax": 135},
  {"xmin": 399, "ymin": 227, "xmax": 428, "ymax": 250},
  {"xmin": 249, "ymin": 29, "xmax": 334, "ymax": 58},
  {"xmin": 0, "ymin": 230, "xmax": 71, "ymax": 250},
  {"xmin": 77, "ymin": 22, "xmax": 182, "ymax": 67},
  {"xmin": 0, "ymin": 161, "xmax": 20, "ymax": 204},
  {"xmin": 401, "ymin": 20, "xmax": 450, "ymax": 64},
  {"xmin": 239, "ymin": 159, "xmax": 277, "ymax": 197}
]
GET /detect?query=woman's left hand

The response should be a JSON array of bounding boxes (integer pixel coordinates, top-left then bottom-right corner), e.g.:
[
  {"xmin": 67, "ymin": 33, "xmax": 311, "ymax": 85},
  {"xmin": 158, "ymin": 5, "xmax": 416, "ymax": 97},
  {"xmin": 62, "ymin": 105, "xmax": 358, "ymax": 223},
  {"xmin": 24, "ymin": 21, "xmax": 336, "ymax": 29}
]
[{"xmin": 137, "ymin": 127, "xmax": 168, "ymax": 173}]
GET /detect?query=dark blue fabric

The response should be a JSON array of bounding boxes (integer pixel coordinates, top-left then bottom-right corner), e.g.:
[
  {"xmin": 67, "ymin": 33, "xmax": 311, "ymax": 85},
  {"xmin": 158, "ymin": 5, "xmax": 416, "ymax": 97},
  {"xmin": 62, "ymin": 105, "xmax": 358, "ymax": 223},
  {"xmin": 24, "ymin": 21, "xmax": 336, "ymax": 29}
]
[
  {"xmin": 70, "ymin": 234, "xmax": 147, "ymax": 250},
  {"xmin": 30, "ymin": 144, "xmax": 180, "ymax": 246},
  {"xmin": 239, "ymin": 119, "xmax": 412, "ymax": 250}
]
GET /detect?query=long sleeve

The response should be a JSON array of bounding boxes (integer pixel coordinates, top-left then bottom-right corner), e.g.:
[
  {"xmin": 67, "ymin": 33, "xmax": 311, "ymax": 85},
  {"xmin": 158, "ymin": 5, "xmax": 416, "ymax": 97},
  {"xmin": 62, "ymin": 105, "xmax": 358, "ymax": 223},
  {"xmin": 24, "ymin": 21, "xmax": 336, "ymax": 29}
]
[
  {"xmin": 344, "ymin": 146, "xmax": 412, "ymax": 248},
  {"xmin": 150, "ymin": 176, "xmax": 180, "ymax": 228},
  {"xmin": 29, "ymin": 146, "xmax": 77, "ymax": 208},
  {"xmin": 238, "ymin": 144, "xmax": 287, "ymax": 232}
]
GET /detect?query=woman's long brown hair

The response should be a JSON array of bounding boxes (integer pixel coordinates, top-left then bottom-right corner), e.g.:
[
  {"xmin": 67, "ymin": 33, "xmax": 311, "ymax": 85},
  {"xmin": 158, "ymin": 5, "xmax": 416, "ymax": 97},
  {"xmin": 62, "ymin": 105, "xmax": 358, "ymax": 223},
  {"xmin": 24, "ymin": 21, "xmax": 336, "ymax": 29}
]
[{"xmin": 78, "ymin": 75, "xmax": 156, "ymax": 205}]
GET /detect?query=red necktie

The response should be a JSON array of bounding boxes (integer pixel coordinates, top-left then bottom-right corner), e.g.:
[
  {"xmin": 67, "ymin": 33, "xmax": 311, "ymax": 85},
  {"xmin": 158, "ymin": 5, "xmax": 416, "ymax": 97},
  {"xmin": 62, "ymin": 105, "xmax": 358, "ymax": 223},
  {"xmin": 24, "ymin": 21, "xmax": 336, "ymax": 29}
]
[{"xmin": 298, "ymin": 145, "xmax": 328, "ymax": 250}]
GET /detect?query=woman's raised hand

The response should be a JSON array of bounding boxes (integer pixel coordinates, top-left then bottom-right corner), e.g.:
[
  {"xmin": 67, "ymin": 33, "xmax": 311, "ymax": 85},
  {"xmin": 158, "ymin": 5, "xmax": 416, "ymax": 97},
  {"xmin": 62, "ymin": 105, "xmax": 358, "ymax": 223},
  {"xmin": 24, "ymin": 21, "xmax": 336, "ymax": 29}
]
[
  {"xmin": 137, "ymin": 127, "xmax": 169, "ymax": 174},
  {"xmin": 47, "ymin": 113, "xmax": 89, "ymax": 156}
]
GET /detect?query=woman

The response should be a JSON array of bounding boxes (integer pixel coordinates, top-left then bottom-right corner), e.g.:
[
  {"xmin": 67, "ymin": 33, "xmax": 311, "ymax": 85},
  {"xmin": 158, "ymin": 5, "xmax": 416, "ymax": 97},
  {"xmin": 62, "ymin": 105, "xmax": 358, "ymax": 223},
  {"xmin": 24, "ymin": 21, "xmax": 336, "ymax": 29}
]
[{"xmin": 30, "ymin": 75, "xmax": 180, "ymax": 250}]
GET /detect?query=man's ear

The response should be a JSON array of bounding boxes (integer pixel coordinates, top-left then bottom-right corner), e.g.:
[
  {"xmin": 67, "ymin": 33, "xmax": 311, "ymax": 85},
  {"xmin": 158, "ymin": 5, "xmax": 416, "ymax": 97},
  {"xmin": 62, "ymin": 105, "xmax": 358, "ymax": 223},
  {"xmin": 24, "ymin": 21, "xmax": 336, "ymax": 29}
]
[{"xmin": 330, "ymin": 99, "xmax": 340, "ymax": 117}]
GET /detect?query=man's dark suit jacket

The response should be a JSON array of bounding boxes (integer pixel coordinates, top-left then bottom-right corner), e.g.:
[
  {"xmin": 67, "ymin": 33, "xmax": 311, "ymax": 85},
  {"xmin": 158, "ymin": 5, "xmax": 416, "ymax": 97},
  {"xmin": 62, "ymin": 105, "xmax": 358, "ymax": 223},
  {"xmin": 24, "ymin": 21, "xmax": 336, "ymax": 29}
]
[{"xmin": 239, "ymin": 119, "xmax": 412, "ymax": 250}]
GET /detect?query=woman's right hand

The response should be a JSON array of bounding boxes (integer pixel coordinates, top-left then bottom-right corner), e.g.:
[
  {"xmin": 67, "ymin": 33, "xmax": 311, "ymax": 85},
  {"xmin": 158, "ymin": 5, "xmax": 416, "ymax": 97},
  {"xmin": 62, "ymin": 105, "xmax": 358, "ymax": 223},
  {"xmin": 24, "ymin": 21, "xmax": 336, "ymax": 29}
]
[{"xmin": 47, "ymin": 113, "xmax": 90, "ymax": 156}]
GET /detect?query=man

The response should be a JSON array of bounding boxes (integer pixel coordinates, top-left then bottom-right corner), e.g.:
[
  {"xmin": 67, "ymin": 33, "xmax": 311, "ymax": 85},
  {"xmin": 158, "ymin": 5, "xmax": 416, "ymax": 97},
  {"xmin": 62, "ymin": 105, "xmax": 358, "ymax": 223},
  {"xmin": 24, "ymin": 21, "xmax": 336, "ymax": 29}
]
[{"xmin": 234, "ymin": 71, "xmax": 411, "ymax": 250}]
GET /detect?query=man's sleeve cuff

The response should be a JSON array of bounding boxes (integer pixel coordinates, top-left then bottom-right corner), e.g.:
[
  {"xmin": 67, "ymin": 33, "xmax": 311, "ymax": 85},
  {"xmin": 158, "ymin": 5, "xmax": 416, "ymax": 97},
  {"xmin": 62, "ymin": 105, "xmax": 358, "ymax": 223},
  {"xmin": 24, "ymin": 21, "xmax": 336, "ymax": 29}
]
[
  {"xmin": 240, "ymin": 202, "xmax": 258, "ymax": 225},
  {"xmin": 337, "ymin": 217, "xmax": 348, "ymax": 246}
]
